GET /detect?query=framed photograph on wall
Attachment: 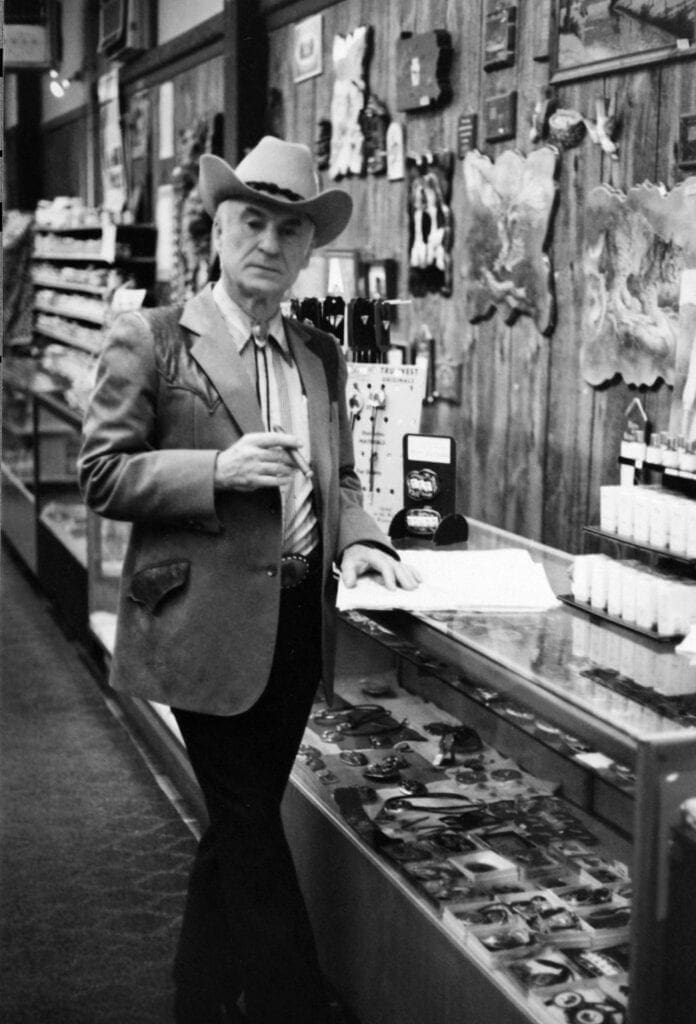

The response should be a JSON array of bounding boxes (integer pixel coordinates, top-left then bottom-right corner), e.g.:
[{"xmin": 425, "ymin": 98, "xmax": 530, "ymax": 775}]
[
  {"xmin": 325, "ymin": 250, "xmax": 359, "ymax": 297},
  {"xmin": 293, "ymin": 13, "xmax": 323, "ymax": 83},
  {"xmin": 552, "ymin": 0, "xmax": 696, "ymax": 83}
]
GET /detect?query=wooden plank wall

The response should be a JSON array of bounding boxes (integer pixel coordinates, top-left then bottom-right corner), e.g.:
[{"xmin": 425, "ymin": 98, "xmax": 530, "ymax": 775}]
[{"xmin": 266, "ymin": 0, "xmax": 696, "ymax": 554}]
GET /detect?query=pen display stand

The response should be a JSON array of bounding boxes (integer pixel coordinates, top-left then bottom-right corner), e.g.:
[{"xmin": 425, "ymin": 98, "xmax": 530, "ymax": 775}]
[{"xmin": 346, "ymin": 363, "xmax": 427, "ymax": 532}]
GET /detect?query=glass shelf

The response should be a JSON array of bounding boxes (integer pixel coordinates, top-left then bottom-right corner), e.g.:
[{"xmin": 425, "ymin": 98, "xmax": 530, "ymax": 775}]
[{"xmin": 584, "ymin": 525, "xmax": 696, "ymax": 573}]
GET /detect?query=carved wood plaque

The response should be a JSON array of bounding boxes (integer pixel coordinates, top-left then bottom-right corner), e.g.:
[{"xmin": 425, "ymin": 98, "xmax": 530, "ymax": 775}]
[{"xmin": 396, "ymin": 31, "xmax": 452, "ymax": 112}]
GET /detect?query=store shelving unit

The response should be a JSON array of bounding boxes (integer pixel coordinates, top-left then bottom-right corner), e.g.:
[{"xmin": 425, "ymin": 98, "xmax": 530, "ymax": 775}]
[
  {"xmin": 31, "ymin": 219, "xmax": 156, "ymax": 356},
  {"xmin": 1, "ymin": 211, "xmax": 156, "ymax": 634}
]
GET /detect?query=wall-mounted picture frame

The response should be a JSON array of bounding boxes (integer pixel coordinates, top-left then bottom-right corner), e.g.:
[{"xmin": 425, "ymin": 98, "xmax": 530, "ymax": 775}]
[
  {"xmin": 552, "ymin": 0, "xmax": 696, "ymax": 84},
  {"xmin": 361, "ymin": 258, "xmax": 398, "ymax": 300},
  {"xmin": 293, "ymin": 13, "xmax": 323, "ymax": 83},
  {"xmin": 325, "ymin": 249, "xmax": 359, "ymax": 297},
  {"xmin": 679, "ymin": 111, "xmax": 696, "ymax": 170},
  {"xmin": 484, "ymin": 1, "xmax": 517, "ymax": 71},
  {"xmin": 484, "ymin": 91, "xmax": 517, "ymax": 143}
]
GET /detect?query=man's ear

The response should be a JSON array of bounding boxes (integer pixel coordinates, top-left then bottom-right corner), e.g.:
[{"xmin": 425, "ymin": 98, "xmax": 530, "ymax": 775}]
[{"xmin": 212, "ymin": 213, "xmax": 223, "ymax": 255}]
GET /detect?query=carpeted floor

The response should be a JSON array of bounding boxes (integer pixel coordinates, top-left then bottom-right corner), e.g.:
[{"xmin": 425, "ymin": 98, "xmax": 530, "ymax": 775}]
[{"xmin": 0, "ymin": 546, "xmax": 198, "ymax": 1023}]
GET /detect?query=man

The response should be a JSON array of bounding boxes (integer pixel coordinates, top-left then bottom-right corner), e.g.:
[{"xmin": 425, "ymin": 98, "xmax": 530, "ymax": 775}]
[{"xmin": 78, "ymin": 136, "xmax": 418, "ymax": 1024}]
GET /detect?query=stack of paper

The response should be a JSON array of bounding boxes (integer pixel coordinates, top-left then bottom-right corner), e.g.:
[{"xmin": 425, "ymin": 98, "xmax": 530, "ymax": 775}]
[{"xmin": 336, "ymin": 548, "xmax": 559, "ymax": 613}]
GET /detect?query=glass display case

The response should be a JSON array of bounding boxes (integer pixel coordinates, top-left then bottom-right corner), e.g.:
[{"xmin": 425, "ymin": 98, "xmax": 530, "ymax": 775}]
[
  {"xmin": 33, "ymin": 393, "xmax": 88, "ymax": 639},
  {"xmin": 72, "ymin": 511, "xmax": 696, "ymax": 1024},
  {"xmin": 283, "ymin": 519, "xmax": 696, "ymax": 1024}
]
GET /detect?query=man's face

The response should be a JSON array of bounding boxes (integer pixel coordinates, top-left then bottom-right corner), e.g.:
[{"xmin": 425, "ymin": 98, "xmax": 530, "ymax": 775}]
[{"xmin": 214, "ymin": 199, "xmax": 314, "ymax": 306}]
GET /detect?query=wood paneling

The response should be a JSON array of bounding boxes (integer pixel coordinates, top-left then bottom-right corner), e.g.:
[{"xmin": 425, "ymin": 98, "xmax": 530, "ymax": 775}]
[{"xmin": 266, "ymin": 0, "xmax": 696, "ymax": 553}]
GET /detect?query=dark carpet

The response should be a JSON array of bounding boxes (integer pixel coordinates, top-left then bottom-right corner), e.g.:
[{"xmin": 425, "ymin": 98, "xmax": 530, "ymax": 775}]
[{"xmin": 0, "ymin": 547, "xmax": 197, "ymax": 1023}]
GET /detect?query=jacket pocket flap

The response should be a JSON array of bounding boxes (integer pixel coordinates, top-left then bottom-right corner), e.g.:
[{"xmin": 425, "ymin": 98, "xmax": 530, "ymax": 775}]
[{"xmin": 129, "ymin": 560, "xmax": 190, "ymax": 614}]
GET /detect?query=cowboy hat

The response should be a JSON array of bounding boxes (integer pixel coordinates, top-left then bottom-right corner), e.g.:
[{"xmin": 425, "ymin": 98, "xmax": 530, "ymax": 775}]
[{"xmin": 199, "ymin": 136, "xmax": 352, "ymax": 248}]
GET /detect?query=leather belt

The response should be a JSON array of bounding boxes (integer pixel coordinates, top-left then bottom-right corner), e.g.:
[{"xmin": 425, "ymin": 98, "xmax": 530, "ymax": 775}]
[{"xmin": 280, "ymin": 548, "xmax": 321, "ymax": 589}]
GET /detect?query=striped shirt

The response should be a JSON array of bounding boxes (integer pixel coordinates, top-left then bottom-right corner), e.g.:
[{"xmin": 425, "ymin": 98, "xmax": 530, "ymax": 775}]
[{"xmin": 212, "ymin": 281, "xmax": 319, "ymax": 556}]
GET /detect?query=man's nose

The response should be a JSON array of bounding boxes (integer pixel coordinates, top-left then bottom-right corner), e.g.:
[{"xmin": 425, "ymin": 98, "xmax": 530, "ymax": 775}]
[{"xmin": 258, "ymin": 224, "xmax": 281, "ymax": 253}]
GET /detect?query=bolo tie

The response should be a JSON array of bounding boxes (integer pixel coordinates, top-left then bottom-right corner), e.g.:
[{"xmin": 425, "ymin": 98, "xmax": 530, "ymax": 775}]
[{"xmin": 252, "ymin": 323, "xmax": 273, "ymax": 429}]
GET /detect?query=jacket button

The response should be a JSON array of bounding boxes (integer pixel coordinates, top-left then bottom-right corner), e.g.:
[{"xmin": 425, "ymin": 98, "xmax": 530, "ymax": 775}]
[{"xmin": 266, "ymin": 566, "xmax": 277, "ymax": 577}]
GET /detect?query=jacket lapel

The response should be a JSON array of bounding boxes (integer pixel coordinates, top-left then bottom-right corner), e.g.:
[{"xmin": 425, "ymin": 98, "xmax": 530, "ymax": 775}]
[
  {"xmin": 182, "ymin": 289, "xmax": 265, "ymax": 435},
  {"xmin": 284, "ymin": 317, "xmax": 332, "ymax": 512}
]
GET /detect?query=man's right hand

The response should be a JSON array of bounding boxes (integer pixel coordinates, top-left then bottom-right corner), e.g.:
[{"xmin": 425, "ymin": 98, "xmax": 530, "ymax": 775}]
[{"xmin": 214, "ymin": 431, "xmax": 299, "ymax": 492}]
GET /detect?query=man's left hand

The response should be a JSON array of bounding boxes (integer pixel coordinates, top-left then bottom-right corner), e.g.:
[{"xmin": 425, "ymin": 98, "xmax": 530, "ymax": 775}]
[{"xmin": 340, "ymin": 544, "xmax": 421, "ymax": 591}]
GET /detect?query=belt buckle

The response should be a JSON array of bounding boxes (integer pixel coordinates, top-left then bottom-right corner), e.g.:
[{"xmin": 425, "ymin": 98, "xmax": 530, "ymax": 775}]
[{"xmin": 280, "ymin": 553, "xmax": 311, "ymax": 589}]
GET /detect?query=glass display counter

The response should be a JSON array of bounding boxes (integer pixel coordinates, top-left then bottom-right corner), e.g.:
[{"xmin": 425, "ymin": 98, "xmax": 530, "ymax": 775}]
[
  {"xmin": 82, "ymin": 514, "xmax": 696, "ymax": 1024},
  {"xmin": 309, "ymin": 519, "xmax": 696, "ymax": 1024},
  {"xmin": 30, "ymin": 393, "xmax": 89, "ymax": 639}
]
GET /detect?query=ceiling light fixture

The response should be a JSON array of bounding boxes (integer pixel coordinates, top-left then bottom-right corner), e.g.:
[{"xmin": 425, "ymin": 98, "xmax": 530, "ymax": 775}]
[{"xmin": 49, "ymin": 68, "xmax": 72, "ymax": 99}]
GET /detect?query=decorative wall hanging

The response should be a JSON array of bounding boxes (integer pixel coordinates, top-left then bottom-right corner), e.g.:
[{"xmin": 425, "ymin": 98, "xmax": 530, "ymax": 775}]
[
  {"xmin": 529, "ymin": 87, "xmax": 557, "ymax": 145},
  {"xmin": 678, "ymin": 112, "xmax": 696, "ymax": 170},
  {"xmin": 484, "ymin": 91, "xmax": 517, "ymax": 143},
  {"xmin": 386, "ymin": 121, "xmax": 405, "ymax": 181},
  {"xmin": 484, "ymin": 1, "xmax": 517, "ymax": 70},
  {"xmin": 407, "ymin": 151, "xmax": 454, "ymax": 298},
  {"xmin": 170, "ymin": 113, "xmax": 222, "ymax": 303},
  {"xmin": 123, "ymin": 89, "xmax": 151, "ymax": 220},
  {"xmin": 435, "ymin": 358, "xmax": 463, "ymax": 404},
  {"xmin": 457, "ymin": 114, "xmax": 478, "ymax": 158},
  {"xmin": 463, "ymin": 146, "xmax": 559, "ymax": 334},
  {"xmin": 533, "ymin": 92, "xmax": 620, "ymax": 160},
  {"xmin": 552, "ymin": 0, "xmax": 696, "ymax": 83},
  {"xmin": 315, "ymin": 118, "xmax": 332, "ymax": 170},
  {"xmin": 581, "ymin": 178, "xmax": 696, "ymax": 396},
  {"xmin": 329, "ymin": 25, "xmax": 371, "ymax": 180},
  {"xmin": 361, "ymin": 95, "xmax": 390, "ymax": 175},
  {"xmin": 584, "ymin": 94, "xmax": 619, "ymax": 160},
  {"xmin": 99, "ymin": 68, "xmax": 127, "ymax": 216},
  {"xmin": 396, "ymin": 31, "xmax": 452, "ymax": 112},
  {"xmin": 293, "ymin": 14, "xmax": 323, "ymax": 83},
  {"xmin": 546, "ymin": 107, "xmax": 587, "ymax": 149}
]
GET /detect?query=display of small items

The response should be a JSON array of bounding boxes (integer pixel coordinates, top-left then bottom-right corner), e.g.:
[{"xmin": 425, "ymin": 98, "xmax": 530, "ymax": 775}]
[
  {"xmin": 570, "ymin": 553, "xmax": 696, "ymax": 639},
  {"xmin": 620, "ymin": 428, "xmax": 696, "ymax": 484},
  {"xmin": 599, "ymin": 484, "xmax": 696, "ymax": 559},
  {"xmin": 291, "ymin": 293, "xmax": 394, "ymax": 361},
  {"xmin": 407, "ymin": 150, "xmax": 454, "ymax": 297},
  {"xmin": 298, "ymin": 689, "xmax": 631, "ymax": 1023}
]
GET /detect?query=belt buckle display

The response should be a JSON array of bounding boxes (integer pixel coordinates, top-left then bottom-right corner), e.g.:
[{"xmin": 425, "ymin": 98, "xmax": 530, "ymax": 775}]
[{"xmin": 280, "ymin": 553, "xmax": 311, "ymax": 589}]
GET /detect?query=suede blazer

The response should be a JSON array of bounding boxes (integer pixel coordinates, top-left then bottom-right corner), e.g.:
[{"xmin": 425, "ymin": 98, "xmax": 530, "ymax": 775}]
[{"xmin": 78, "ymin": 286, "xmax": 391, "ymax": 715}]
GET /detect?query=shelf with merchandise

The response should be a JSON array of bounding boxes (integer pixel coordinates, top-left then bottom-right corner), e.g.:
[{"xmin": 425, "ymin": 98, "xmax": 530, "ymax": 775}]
[{"xmin": 34, "ymin": 288, "xmax": 106, "ymax": 326}]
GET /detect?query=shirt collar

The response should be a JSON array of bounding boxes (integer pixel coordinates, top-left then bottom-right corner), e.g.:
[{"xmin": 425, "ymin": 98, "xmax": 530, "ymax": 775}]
[{"xmin": 212, "ymin": 280, "xmax": 290, "ymax": 362}]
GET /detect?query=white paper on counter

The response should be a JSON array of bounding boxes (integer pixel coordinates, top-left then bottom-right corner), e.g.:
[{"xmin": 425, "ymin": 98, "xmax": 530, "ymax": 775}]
[{"xmin": 336, "ymin": 548, "xmax": 559, "ymax": 613}]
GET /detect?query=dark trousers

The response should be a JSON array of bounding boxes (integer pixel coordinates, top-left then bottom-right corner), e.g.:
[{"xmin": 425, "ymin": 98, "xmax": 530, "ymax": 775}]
[{"xmin": 172, "ymin": 564, "xmax": 327, "ymax": 1024}]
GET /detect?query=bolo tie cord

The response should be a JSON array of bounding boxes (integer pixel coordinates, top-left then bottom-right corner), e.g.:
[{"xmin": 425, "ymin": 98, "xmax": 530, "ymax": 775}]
[{"xmin": 253, "ymin": 338, "xmax": 272, "ymax": 430}]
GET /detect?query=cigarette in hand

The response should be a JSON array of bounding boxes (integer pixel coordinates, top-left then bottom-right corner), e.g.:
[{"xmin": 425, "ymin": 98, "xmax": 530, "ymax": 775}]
[{"xmin": 272, "ymin": 425, "xmax": 313, "ymax": 478}]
